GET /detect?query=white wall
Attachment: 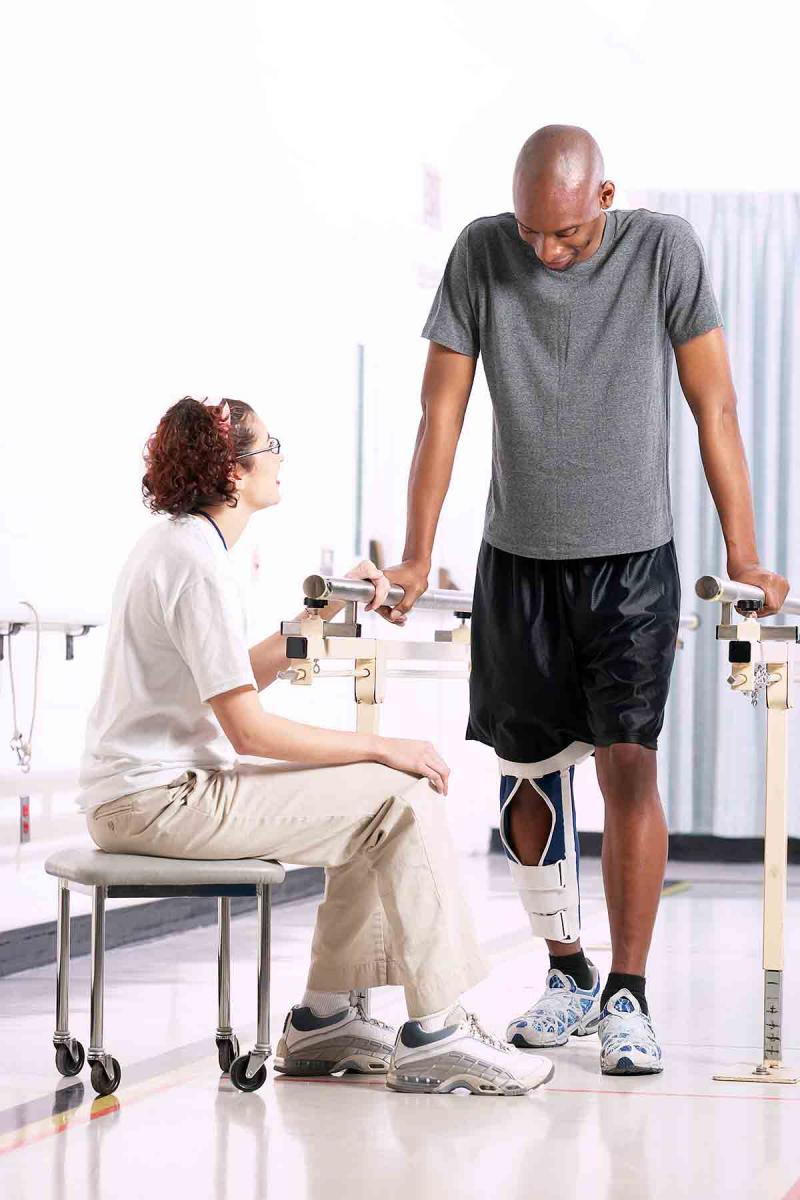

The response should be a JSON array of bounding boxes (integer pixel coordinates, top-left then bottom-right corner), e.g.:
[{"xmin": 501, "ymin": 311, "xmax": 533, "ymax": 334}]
[{"xmin": 1, "ymin": 0, "xmax": 796, "ymax": 853}]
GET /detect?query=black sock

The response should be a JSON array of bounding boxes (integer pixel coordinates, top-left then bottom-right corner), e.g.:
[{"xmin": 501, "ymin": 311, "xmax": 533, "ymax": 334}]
[
  {"xmin": 549, "ymin": 950, "xmax": 594, "ymax": 991},
  {"xmin": 600, "ymin": 972, "xmax": 648, "ymax": 1015}
]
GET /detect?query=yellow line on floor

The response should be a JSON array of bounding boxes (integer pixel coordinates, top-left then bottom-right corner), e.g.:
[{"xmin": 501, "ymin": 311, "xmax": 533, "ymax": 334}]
[{"xmin": 0, "ymin": 1060, "xmax": 210, "ymax": 1157}]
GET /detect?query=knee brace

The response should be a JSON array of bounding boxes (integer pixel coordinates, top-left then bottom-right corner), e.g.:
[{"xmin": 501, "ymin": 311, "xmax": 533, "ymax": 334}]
[{"xmin": 498, "ymin": 744, "xmax": 593, "ymax": 944}]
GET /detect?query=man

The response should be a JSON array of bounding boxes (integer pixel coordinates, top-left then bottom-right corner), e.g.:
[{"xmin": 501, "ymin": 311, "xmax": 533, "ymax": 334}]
[{"xmin": 380, "ymin": 125, "xmax": 789, "ymax": 1075}]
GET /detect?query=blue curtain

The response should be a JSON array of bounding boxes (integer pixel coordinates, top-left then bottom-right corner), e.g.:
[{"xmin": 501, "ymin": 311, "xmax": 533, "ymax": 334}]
[{"xmin": 629, "ymin": 193, "xmax": 800, "ymax": 835}]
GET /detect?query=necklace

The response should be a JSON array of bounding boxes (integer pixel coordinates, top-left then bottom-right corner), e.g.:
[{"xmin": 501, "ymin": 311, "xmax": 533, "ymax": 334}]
[{"xmin": 193, "ymin": 510, "xmax": 228, "ymax": 551}]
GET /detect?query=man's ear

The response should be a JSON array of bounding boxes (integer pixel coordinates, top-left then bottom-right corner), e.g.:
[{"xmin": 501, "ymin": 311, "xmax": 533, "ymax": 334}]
[{"xmin": 600, "ymin": 180, "xmax": 615, "ymax": 208}]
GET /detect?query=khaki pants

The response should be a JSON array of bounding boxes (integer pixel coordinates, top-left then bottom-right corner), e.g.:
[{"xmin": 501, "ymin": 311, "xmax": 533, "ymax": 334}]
[{"xmin": 87, "ymin": 761, "xmax": 487, "ymax": 1016}]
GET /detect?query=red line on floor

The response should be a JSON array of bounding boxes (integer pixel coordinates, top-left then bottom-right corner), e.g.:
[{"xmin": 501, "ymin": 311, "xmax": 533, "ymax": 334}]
[
  {"xmin": 277, "ymin": 1077, "xmax": 800, "ymax": 1102},
  {"xmin": 548, "ymin": 1085, "xmax": 800, "ymax": 1104}
]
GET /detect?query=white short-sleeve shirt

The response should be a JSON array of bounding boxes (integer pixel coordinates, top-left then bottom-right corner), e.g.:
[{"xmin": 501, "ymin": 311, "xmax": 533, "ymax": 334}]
[{"xmin": 77, "ymin": 514, "xmax": 257, "ymax": 811}]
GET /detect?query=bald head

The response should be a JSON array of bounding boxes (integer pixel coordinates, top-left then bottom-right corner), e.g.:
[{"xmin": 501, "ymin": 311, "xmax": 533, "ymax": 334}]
[
  {"xmin": 512, "ymin": 125, "xmax": 614, "ymax": 271},
  {"xmin": 514, "ymin": 125, "xmax": 604, "ymax": 195}
]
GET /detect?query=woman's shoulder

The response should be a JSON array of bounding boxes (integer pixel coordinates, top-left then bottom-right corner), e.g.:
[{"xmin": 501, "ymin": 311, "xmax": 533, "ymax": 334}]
[{"xmin": 121, "ymin": 517, "xmax": 224, "ymax": 602}]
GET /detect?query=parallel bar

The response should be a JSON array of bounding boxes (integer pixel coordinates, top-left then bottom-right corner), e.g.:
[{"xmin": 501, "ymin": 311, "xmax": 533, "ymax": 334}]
[
  {"xmin": 303, "ymin": 574, "xmax": 473, "ymax": 615},
  {"xmin": 695, "ymin": 574, "xmax": 800, "ymax": 615},
  {"xmin": 307, "ymin": 575, "xmax": 705, "ymax": 623}
]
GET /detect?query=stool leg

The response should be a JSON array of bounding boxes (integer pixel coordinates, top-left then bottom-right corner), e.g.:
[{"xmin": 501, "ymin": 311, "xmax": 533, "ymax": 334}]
[
  {"xmin": 227, "ymin": 884, "xmax": 274, "ymax": 1091},
  {"xmin": 217, "ymin": 897, "xmax": 233, "ymax": 1038},
  {"xmin": 89, "ymin": 885, "xmax": 107, "ymax": 1059},
  {"xmin": 215, "ymin": 898, "xmax": 240, "ymax": 1074},
  {"xmin": 55, "ymin": 880, "xmax": 71, "ymax": 1041},
  {"xmin": 53, "ymin": 880, "xmax": 85, "ymax": 1076},
  {"xmin": 87, "ymin": 885, "xmax": 120, "ymax": 1093},
  {"xmin": 230, "ymin": 884, "xmax": 271, "ymax": 1090},
  {"xmin": 255, "ymin": 884, "xmax": 272, "ymax": 1057}
]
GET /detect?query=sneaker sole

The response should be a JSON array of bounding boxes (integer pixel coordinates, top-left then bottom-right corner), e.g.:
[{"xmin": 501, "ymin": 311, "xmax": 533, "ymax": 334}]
[
  {"xmin": 274, "ymin": 1037, "xmax": 391, "ymax": 1077},
  {"xmin": 601, "ymin": 1056, "xmax": 663, "ymax": 1076},
  {"xmin": 509, "ymin": 1013, "xmax": 601, "ymax": 1050},
  {"xmin": 386, "ymin": 1061, "xmax": 555, "ymax": 1097}
]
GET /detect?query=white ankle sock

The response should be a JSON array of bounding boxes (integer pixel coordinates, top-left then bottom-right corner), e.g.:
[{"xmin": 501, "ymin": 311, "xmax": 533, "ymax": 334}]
[
  {"xmin": 302, "ymin": 989, "xmax": 352, "ymax": 1018},
  {"xmin": 415, "ymin": 1006, "xmax": 452, "ymax": 1032}
]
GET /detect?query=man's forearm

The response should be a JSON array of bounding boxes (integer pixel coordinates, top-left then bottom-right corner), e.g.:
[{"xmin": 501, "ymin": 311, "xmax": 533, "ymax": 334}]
[
  {"xmin": 694, "ymin": 395, "xmax": 759, "ymax": 568},
  {"xmin": 402, "ymin": 411, "xmax": 462, "ymax": 564}
]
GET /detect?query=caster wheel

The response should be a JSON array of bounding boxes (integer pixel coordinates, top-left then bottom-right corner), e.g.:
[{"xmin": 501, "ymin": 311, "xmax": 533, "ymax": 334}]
[
  {"xmin": 55, "ymin": 1041, "xmax": 85, "ymax": 1077},
  {"xmin": 217, "ymin": 1035, "xmax": 240, "ymax": 1074},
  {"xmin": 229, "ymin": 1055, "xmax": 267, "ymax": 1093},
  {"xmin": 90, "ymin": 1057, "xmax": 122, "ymax": 1096}
]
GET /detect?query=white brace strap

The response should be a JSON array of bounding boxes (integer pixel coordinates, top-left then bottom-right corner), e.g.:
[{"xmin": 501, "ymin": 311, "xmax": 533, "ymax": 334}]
[{"xmin": 498, "ymin": 741, "xmax": 593, "ymax": 944}]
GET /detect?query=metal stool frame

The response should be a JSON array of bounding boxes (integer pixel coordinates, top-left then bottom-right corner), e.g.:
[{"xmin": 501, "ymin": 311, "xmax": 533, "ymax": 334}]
[{"xmin": 53, "ymin": 876, "xmax": 274, "ymax": 1093}]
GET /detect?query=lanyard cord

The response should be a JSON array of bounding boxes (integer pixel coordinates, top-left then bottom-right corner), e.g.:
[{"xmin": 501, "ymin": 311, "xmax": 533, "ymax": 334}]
[{"xmin": 193, "ymin": 510, "xmax": 228, "ymax": 552}]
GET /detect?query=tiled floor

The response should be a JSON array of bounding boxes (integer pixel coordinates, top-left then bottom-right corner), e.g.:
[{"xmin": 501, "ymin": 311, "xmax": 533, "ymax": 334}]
[{"xmin": 1, "ymin": 855, "xmax": 799, "ymax": 1199}]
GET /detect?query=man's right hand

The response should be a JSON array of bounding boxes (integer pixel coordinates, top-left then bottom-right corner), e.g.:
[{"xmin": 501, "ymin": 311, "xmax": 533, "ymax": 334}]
[
  {"xmin": 377, "ymin": 736, "xmax": 450, "ymax": 794},
  {"xmin": 376, "ymin": 560, "xmax": 431, "ymax": 625}
]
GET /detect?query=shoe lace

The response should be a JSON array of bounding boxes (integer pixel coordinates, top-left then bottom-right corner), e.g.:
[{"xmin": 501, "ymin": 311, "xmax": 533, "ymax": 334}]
[
  {"xmin": 603, "ymin": 1010, "xmax": 656, "ymax": 1045},
  {"xmin": 353, "ymin": 996, "xmax": 394, "ymax": 1034},
  {"xmin": 521, "ymin": 988, "xmax": 577, "ymax": 1021},
  {"xmin": 465, "ymin": 1011, "xmax": 509, "ymax": 1053}
]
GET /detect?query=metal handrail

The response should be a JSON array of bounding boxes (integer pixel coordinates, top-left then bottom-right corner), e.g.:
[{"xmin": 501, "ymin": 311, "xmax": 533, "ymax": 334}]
[
  {"xmin": 305, "ymin": 574, "xmax": 706, "ymax": 627},
  {"xmin": 303, "ymin": 575, "xmax": 473, "ymax": 614},
  {"xmin": 695, "ymin": 575, "xmax": 800, "ymax": 616}
]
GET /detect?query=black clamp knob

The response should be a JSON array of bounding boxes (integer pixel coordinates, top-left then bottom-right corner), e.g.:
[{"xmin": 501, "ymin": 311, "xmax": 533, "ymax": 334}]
[
  {"xmin": 303, "ymin": 598, "xmax": 327, "ymax": 610},
  {"xmin": 737, "ymin": 599, "xmax": 762, "ymax": 613},
  {"xmin": 454, "ymin": 611, "xmax": 472, "ymax": 621},
  {"xmin": 729, "ymin": 641, "xmax": 752, "ymax": 664},
  {"xmin": 286, "ymin": 636, "xmax": 309, "ymax": 659}
]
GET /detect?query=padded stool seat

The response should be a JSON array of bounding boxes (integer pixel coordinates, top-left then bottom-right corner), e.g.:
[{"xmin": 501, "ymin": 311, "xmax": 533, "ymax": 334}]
[
  {"xmin": 45, "ymin": 847, "xmax": 285, "ymax": 890},
  {"xmin": 45, "ymin": 843, "xmax": 285, "ymax": 1096}
]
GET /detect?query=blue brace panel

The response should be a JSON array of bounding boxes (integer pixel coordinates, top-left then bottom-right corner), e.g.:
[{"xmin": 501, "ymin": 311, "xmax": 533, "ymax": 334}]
[{"xmin": 499, "ymin": 768, "xmax": 579, "ymax": 873}]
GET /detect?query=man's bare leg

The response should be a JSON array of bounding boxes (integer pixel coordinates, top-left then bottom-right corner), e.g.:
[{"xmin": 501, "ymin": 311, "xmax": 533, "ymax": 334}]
[
  {"xmin": 593, "ymin": 743, "xmax": 667, "ymax": 976},
  {"xmin": 591, "ymin": 742, "xmax": 667, "ymax": 1074}
]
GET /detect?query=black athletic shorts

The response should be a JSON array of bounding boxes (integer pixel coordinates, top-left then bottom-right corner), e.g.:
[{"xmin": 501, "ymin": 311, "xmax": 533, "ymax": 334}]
[{"xmin": 466, "ymin": 539, "xmax": 681, "ymax": 764}]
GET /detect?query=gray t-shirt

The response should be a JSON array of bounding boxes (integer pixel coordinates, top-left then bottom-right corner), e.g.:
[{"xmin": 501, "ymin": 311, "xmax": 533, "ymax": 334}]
[{"xmin": 422, "ymin": 207, "xmax": 723, "ymax": 559}]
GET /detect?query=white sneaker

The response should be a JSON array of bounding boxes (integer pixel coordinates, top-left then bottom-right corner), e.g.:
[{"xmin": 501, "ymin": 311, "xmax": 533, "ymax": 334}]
[
  {"xmin": 274, "ymin": 993, "xmax": 396, "ymax": 1076},
  {"xmin": 506, "ymin": 965, "xmax": 602, "ymax": 1048},
  {"xmin": 387, "ymin": 1006, "xmax": 554, "ymax": 1096},
  {"xmin": 599, "ymin": 989, "xmax": 663, "ymax": 1075}
]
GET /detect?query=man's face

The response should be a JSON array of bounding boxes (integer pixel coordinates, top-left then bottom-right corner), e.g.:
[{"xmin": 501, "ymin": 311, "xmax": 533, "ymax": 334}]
[{"xmin": 513, "ymin": 186, "xmax": 608, "ymax": 271}]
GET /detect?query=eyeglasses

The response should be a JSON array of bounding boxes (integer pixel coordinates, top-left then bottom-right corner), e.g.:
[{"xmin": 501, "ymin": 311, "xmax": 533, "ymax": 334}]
[{"xmin": 237, "ymin": 435, "xmax": 281, "ymax": 459}]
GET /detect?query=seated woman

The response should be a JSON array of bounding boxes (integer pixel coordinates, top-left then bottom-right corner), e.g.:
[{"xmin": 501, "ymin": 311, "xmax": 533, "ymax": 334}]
[{"xmin": 77, "ymin": 395, "xmax": 553, "ymax": 1097}]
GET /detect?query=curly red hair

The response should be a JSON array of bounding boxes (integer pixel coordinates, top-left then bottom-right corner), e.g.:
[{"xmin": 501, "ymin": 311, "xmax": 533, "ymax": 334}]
[{"xmin": 142, "ymin": 396, "xmax": 257, "ymax": 516}]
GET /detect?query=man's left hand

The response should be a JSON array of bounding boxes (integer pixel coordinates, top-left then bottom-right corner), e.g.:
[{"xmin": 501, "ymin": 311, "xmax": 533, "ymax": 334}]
[{"xmin": 727, "ymin": 560, "xmax": 790, "ymax": 618}]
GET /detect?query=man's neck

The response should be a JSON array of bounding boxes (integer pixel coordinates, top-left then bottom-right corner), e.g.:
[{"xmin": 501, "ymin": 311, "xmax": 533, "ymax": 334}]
[{"xmin": 576, "ymin": 210, "xmax": 607, "ymax": 265}]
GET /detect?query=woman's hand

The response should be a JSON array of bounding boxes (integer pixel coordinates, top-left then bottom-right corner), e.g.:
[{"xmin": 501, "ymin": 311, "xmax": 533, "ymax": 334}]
[
  {"xmin": 345, "ymin": 559, "xmax": 392, "ymax": 613},
  {"xmin": 377, "ymin": 737, "xmax": 451, "ymax": 795}
]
